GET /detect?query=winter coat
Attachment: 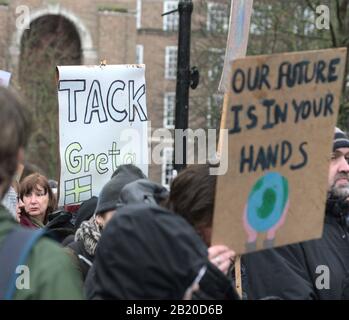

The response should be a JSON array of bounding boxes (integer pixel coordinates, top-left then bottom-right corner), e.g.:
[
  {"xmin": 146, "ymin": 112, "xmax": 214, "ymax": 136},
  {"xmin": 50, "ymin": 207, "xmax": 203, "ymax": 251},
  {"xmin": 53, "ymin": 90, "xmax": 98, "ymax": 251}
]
[
  {"xmin": 244, "ymin": 211, "xmax": 349, "ymax": 300},
  {"xmin": 45, "ymin": 210, "xmax": 76, "ymax": 243},
  {"xmin": 0, "ymin": 204, "xmax": 84, "ymax": 299},
  {"xmin": 66, "ymin": 215, "xmax": 101, "ymax": 281},
  {"xmin": 85, "ymin": 203, "xmax": 240, "ymax": 300},
  {"xmin": 66, "ymin": 238, "xmax": 94, "ymax": 281}
]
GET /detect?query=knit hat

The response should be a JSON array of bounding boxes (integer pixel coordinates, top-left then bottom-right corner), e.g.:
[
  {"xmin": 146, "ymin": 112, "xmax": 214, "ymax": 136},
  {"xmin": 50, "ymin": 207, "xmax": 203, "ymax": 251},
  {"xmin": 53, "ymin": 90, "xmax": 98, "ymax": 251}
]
[
  {"xmin": 333, "ymin": 127, "xmax": 349, "ymax": 151},
  {"xmin": 94, "ymin": 164, "xmax": 146, "ymax": 215},
  {"xmin": 75, "ymin": 196, "xmax": 98, "ymax": 230},
  {"xmin": 116, "ymin": 179, "xmax": 169, "ymax": 208}
]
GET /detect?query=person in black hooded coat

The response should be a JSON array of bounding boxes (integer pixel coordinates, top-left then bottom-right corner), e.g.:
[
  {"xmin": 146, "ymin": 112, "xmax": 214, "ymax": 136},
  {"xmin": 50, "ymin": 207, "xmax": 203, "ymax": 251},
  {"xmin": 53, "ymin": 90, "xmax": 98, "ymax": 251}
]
[
  {"xmin": 66, "ymin": 164, "xmax": 146, "ymax": 281},
  {"xmin": 85, "ymin": 203, "xmax": 240, "ymax": 300},
  {"xmin": 166, "ymin": 164, "xmax": 247, "ymax": 299}
]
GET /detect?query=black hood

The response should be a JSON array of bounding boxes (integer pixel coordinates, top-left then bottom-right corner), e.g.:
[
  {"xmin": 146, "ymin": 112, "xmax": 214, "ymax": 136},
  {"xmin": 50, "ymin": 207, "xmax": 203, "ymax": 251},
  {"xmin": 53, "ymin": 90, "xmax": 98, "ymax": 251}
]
[
  {"xmin": 95, "ymin": 165, "xmax": 146, "ymax": 215},
  {"xmin": 116, "ymin": 179, "xmax": 169, "ymax": 207},
  {"xmin": 91, "ymin": 204, "xmax": 208, "ymax": 299},
  {"xmin": 74, "ymin": 196, "xmax": 98, "ymax": 230}
]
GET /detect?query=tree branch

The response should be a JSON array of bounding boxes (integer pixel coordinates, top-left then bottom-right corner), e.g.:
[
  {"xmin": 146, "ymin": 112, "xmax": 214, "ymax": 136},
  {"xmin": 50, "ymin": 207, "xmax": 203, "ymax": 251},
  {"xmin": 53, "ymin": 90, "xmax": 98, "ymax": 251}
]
[{"xmin": 305, "ymin": 0, "xmax": 316, "ymax": 11}]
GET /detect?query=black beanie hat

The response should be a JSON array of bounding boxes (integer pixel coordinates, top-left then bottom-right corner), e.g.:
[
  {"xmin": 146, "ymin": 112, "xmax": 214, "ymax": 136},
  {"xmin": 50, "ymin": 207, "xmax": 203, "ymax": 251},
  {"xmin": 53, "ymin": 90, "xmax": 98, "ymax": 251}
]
[
  {"xmin": 75, "ymin": 196, "xmax": 98, "ymax": 229},
  {"xmin": 94, "ymin": 164, "xmax": 146, "ymax": 215},
  {"xmin": 333, "ymin": 127, "xmax": 349, "ymax": 151}
]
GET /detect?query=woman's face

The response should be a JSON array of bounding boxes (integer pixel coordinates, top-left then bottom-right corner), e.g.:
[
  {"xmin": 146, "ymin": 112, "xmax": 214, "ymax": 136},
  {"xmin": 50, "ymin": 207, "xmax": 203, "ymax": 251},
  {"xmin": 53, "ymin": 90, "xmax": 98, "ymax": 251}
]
[{"xmin": 22, "ymin": 184, "xmax": 49, "ymax": 222}]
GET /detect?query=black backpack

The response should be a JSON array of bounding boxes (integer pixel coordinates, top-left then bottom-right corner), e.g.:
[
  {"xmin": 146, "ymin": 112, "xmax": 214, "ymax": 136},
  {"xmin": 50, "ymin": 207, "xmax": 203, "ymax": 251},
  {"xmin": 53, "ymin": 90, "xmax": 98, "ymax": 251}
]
[{"xmin": 0, "ymin": 227, "xmax": 46, "ymax": 300}]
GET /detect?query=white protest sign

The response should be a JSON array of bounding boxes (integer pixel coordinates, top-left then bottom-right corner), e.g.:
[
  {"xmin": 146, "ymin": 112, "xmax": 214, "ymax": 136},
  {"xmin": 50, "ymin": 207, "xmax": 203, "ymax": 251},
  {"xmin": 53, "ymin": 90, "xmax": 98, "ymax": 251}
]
[
  {"xmin": 57, "ymin": 65, "xmax": 148, "ymax": 206},
  {"xmin": 219, "ymin": 0, "xmax": 254, "ymax": 93},
  {"xmin": 0, "ymin": 70, "xmax": 11, "ymax": 87}
]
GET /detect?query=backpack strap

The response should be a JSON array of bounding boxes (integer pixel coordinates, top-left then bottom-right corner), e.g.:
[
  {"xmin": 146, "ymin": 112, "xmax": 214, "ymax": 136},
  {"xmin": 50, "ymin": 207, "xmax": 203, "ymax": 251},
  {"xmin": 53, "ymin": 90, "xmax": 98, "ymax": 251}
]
[{"xmin": 0, "ymin": 227, "xmax": 46, "ymax": 300}]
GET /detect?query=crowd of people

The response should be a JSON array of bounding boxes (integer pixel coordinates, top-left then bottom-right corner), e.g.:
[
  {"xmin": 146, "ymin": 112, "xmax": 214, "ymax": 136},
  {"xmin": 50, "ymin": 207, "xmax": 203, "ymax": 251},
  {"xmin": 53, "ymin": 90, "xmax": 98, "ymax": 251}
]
[{"xmin": 1, "ymin": 86, "xmax": 349, "ymax": 300}]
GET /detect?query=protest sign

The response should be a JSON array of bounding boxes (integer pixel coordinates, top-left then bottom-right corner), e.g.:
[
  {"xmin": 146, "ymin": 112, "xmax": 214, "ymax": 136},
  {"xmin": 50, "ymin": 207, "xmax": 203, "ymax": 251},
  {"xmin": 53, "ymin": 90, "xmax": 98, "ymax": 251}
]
[
  {"xmin": 0, "ymin": 70, "xmax": 11, "ymax": 87},
  {"xmin": 219, "ymin": 0, "xmax": 254, "ymax": 93},
  {"xmin": 57, "ymin": 64, "xmax": 148, "ymax": 206},
  {"xmin": 213, "ymin": 48, "xmax": 347, "ymax": 254}
]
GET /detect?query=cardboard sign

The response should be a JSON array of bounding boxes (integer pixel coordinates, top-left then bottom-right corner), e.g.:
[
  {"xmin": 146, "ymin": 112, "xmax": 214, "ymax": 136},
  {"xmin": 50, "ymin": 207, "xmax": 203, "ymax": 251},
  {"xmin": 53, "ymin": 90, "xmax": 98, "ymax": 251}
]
[
  {"xmin": 219, "ymin": 0, "xmax": 254, "ymax": 93},
  {"xmin": 0, "ymin": 70, "xmax": 11, "ymax": 87},
  {"xmin": 212, "ymin": 48, "xmax": 347, "ymax": 255},
  {"xmin": 57, "ymin": 65, "xmax": 148, "ymax": 206}
]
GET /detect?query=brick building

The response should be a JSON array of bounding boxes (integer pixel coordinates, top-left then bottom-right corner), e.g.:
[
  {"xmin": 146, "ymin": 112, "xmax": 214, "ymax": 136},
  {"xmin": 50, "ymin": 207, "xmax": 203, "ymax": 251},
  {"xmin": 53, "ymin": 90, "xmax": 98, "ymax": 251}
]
[{"xmin": 0, "ymin": 0, "xmax": 229, "ymax": 185}]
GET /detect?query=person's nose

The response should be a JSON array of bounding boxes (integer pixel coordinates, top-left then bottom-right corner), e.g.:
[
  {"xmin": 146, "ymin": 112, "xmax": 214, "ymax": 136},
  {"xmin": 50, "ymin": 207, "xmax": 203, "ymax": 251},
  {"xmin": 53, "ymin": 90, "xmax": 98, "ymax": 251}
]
[
  {"xmin": 29, "ymin": 194, "xmax": 38, "ymax": 204},
  {"xmin": 338, "ymin": 156, "xmax": 349, "ymax": 174}
]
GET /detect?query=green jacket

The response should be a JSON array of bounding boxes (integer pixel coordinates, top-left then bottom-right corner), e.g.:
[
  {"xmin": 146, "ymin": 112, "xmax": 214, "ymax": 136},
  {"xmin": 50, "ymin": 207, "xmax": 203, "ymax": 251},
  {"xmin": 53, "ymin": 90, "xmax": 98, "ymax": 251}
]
[{"xmin": 0, "ymin": 205, "xmax": 84, "ymax": 299}]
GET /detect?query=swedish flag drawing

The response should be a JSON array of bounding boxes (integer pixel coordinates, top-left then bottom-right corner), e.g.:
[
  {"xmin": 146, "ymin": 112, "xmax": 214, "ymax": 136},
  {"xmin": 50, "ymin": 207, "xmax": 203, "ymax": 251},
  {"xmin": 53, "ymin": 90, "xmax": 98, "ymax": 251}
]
[{"xmin": 64, "ymin": 175, "xmax": 92, "ymax": 204}]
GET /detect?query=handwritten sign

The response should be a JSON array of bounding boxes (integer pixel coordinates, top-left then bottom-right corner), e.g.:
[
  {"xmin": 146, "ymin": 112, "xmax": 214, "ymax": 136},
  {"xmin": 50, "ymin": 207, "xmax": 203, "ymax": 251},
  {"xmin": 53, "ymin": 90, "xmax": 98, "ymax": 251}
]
[
  {"xmin": 57, "ymin": 65, "xmax": 148, "ymax": 206},
  {"xmin": 212, "ymin": 48, "xmax": 347, "ymax": 254},
  {"xmin": 0, "ymin": 70, "xmax": 11, "ymax": 87}
]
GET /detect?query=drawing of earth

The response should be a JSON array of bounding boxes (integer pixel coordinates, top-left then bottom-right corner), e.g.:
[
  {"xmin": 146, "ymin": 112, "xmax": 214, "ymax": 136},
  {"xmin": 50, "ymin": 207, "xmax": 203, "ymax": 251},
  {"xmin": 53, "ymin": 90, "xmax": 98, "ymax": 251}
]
[{"xmin": 246, "ymin": 172, "xmax": 289, "ymax": 232}]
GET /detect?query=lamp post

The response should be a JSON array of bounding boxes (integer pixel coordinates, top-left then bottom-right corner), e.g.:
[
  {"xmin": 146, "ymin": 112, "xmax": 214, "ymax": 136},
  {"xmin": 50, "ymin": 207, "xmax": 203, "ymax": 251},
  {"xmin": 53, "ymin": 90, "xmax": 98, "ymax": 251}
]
[{"xmin": 173, "ymin": 0, "xmax": 198, "ymax": 172}]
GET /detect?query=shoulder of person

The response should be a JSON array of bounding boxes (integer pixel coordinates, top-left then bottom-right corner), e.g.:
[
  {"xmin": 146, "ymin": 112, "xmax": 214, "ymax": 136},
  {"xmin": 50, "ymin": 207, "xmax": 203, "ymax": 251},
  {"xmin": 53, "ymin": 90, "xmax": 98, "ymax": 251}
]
[{"xmin": 19, "ymin": 237, "xmax": 84, "ymax": 299}]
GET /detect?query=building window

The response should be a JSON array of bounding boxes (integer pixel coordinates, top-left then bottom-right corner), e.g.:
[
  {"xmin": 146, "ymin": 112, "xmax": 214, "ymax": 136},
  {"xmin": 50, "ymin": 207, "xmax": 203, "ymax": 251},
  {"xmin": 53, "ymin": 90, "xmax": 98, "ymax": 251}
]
[
  {"xmin": 162, "ymin": 147, "xmax": 174, "ymax": 189},
  {"xmin": 207, "ymin": 2, "xmax": 229, "ymax": 33},
  {"xmin": 250, "ymin": 5, "xmax": 273, "ymax": 35},
  {"xmin": 207, "ymin": 94, "xmax": 223, "ymax": 129},
  {"xmin": 163, "ymin": 0, "xmax": 179, "ymax": 31},
  {"xmin": 208, "ymin": 48, "xmax": 225, "ymax": 82},
  {"xmin": 165, "ymin": 46, "xmax": 177, "ymax": 80},
  {"xmin": 137, "ymin": 0, "xmax": 142, "ymax": 29},
  {"xmin": 136, "ymin": 45, "xmax": 144, "ymax": 64},
  {"xmin": 298, "ymin": 7, "xmax": 316, "ymax": 35},
  {"xmin": 164, "ymin": 92, "xmax": 175, "ymax": 129}
]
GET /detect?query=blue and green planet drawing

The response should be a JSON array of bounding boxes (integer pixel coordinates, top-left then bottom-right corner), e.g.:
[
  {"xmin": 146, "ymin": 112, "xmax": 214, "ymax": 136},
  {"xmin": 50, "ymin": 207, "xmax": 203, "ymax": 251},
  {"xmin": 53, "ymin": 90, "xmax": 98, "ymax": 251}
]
[{"xmin": 243, "ymin": 172, "xmax": 289, "ymax": 252}]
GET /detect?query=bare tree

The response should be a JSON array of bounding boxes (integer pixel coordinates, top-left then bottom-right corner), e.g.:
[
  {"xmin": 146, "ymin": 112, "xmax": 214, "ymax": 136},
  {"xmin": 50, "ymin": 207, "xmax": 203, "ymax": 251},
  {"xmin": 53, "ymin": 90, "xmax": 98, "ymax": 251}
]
[
  {"xmin": 190, "ymin": 0, "xmax": 349, "ymax": 130},
  {"xmin": 19, "ymin": 15, "xmax": 81, "ymax": 179}
]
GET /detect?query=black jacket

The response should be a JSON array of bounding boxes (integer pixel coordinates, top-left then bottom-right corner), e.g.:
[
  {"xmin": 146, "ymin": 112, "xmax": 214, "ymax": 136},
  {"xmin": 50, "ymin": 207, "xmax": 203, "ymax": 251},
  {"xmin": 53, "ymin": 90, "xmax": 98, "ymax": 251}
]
[
  {"xmin": 66, "ymin": 239, "xmax": 94, "ymax": 281},
  {"xmin": 45, "ymin": 210, "xmax": 75, "ymax": 243},
  {"xmin": 244, "ymin": 211, "xmax": 349, "ymax": 300},
  {"xmin": 85, "ymin": 203, "xmax": 240, "ymax": 300}
]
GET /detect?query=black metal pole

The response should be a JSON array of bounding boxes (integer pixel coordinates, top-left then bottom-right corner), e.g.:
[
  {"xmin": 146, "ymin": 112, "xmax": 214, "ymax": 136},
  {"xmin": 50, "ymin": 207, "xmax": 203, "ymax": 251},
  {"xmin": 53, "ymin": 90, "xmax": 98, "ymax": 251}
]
[{"xmin": 174, "ymin": 0, "xmax": 193, "ymax": 173}]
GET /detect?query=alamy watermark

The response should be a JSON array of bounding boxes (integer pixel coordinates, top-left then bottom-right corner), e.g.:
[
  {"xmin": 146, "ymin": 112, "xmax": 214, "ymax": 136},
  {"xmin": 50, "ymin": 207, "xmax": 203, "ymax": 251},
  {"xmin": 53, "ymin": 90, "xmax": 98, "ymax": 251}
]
[
  {"xmin": 315, "ymin": 5, "xmax": 330, "ymax": 30},
  {"xmin": 315, "ymin": 265, "xmax": 330, "ymax": 290},
  {"xmin": 13, "ymin": 4, "xmax": 330, "ymax": 31},
  {"xmin": 15, "ymin": 5, "xmax": 30, "ymax": 30},
  {"xmin": 13, "ymin": 263, "xmax": 331, "ymax": 292},
  {"xmin": 63, "ymin": 122, "xmax": 229, "ymax": 176},
  {"xmin": 15, "ymin": 265, "xmax": 30, "ymax": 290}
]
